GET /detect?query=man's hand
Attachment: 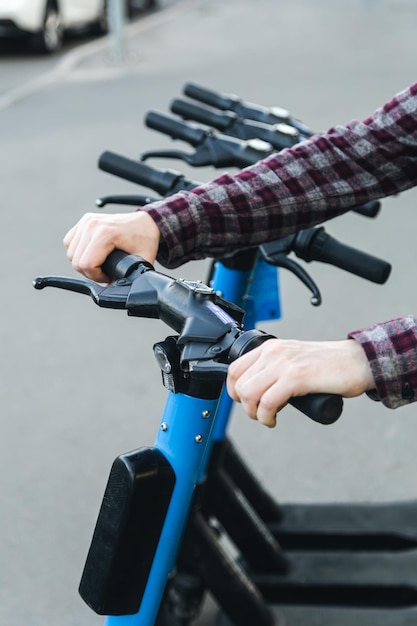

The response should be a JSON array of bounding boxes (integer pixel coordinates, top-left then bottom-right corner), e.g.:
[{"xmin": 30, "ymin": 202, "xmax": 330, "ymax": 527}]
[
  {"xmin": 64, "ymin": 211, "xmax": 160, "ymax": 283},
  {"xmin": 226, "ymin": 338, "xmax": 375, "ymax": 428}
]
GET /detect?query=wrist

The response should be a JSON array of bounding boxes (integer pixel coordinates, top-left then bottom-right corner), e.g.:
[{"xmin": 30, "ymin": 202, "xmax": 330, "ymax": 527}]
[{"xmin": 345, "ymin": 338, "xmax": 375, "ymax": 394}]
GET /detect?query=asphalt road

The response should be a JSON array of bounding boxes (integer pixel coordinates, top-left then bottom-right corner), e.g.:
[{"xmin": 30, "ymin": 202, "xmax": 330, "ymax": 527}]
[{"xmin": 2, "ymin": 1, "xmax": 417, "ymax": 625}]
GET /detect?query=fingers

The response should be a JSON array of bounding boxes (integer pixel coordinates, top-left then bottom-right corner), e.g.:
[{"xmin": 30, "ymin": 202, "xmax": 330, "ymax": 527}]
[
  {"xmin": 64, "ymin": 213, "xmax": 113, "ymax": 282},
  {"xmin": 227, "ymin": 338, "xmax": 375, "ymax": 428},
  {"xmin": 256, "ymin": 383, "xmax": 289, "ymax": 428},
  {"xmin": 63, "ymin": 211, "xmax": 161, "ymax": 283},
  {"xmin": 227, "ymin": 340, "xmax": 289, "ymax": 428}
]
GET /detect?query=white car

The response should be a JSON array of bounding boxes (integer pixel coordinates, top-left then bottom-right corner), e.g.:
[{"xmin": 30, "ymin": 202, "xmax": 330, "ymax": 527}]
[{"xmin": 0, "ymin": 0, "xmax": 153, "ymax": 53}]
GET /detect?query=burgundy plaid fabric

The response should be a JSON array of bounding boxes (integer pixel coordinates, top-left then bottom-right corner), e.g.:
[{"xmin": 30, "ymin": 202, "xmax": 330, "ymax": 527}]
[
  {"xmin": 349, "ymin": 317, "xmax": 417, "ymax": 408},
  {"xmin": 141, "ymin": 82, "xmax": 417, "ymax": 408},
  {"xmin": 143, "ymin": 82, "xmax": 417, "ymax": 268}
]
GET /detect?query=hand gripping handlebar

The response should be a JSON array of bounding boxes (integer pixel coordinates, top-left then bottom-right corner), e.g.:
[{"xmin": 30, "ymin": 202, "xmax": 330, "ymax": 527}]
[{"xmin": 33, "ymin": 251, "xmax": 343, "ymax": 425}]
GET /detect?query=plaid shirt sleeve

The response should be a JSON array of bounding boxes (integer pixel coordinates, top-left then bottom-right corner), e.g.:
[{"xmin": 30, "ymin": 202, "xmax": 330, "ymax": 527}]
[
  {"xmin": 140, "ymin": 84, "xmax": 417, "ymax": 410},
  {"xmin": 141, "ymin": 82, "xmax": 417, "ymax": 269},
  {"xmin": 348, "ymin": 316, "xmax": 417, "ymax": 409}
]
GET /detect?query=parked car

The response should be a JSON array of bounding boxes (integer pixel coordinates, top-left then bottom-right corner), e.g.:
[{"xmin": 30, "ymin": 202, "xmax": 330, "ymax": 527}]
[{"xmin": 0, "ymin": 0, "xmax": 155, "ymax": 54}]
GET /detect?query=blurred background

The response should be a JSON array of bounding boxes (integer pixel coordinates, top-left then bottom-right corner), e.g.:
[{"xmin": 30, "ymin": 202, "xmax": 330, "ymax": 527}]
[{"xmin": 1, "ymin": 0, "xmax": 417, "ymax": 624}]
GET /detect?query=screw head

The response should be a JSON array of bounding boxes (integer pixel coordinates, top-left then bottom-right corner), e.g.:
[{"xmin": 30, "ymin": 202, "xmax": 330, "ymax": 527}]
[
  {"xmin": 195, "ymin": 434, "xmax": 203, "ymax": 443},
  {"xmin": 202, "ymin": 410, "xmax": 211, "ymax": 419},
  {"xmin": 160, "ymin": 422, "xmax": 168, "ymax": 431}
]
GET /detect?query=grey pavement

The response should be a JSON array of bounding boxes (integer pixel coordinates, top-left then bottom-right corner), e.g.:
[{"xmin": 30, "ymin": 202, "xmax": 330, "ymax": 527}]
[{"xmin": 2, "ymin": 0, "xmax": 417, "ymax": 625}]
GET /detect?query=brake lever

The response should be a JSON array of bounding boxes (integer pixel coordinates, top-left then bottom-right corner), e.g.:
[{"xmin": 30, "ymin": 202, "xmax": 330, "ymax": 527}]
[
  {"xmin": 141, "ymin": 125, "xmax": 273, "ymax": 169},
  {"xmin": 259, "ymin": 239, "xmax": 322, "ymax": 306},
  {"xmin": 96, "ymin": 194, "xmax": 159, "ymax": 208},
  {"xmin": 140, "ymin": 147, "xmax": 213, "ymax": 167},
  {"xmin": 33, "ymin": 276, "xmax": 131, "ymax": 309}
]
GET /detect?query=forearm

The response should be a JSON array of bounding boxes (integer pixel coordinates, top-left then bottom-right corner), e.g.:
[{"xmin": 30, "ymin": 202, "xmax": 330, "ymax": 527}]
[
  {"xmin": 349, "ymin": 315, "xmax": 417, "ymax": 408},
  {"xmin": 141, "ymin": 82, "xmax": 417, "ymax": 268}
]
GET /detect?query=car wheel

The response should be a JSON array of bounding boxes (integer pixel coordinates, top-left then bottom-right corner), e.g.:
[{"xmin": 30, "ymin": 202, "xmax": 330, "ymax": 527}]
[{"xmin": 34, "ymin": 2, "xmax": 63, "ymax": 53}]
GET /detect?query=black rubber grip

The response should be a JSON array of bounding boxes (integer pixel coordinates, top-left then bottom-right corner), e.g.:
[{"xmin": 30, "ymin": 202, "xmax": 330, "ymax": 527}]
[
  {"xmin": 96, "ymin": 194, "xmax": 159, "ymax": 208},
  {"xmin": 230, "ymin": 330, "xmax": 343, "ymax": 425},
  {"xmin": 171, "ymin": 98, "xmax": 231, "ymax": 132},
  {"xmin": 98, "ymin": 151, "xmax": 179, "ymax": 196},
  {"xmin": 183, "ymin": 82, "xmax": 237, "ymax": 111},
  {"xmin": 353, "ymin": 200, "xmax": 381, "ymax": 218},
  {"xmin": 288, "ymin": 394, "xmax": 343, "ymax": 425},
  {"xmin": 297, "ymin": 229, "xmax": 391, "ymax": 284},
  {"xmin": 145, "ymin": 111, "xmax": 205, "ymax": 146},
  {"xmin": 101, "ymin": 250, "xmax": 142, "ymax": 280}
]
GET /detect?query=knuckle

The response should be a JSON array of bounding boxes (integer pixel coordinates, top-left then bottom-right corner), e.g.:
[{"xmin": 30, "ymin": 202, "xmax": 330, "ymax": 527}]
[
  {"xmin": 72, "ymin": 259, "xmax": 83, "ymax": 273},
  {"xmin": 81, "ymin": 211, "xmax": 96, "ymax": 223},
  {"xmin": 77, "ymin": 258, "xmax": 89, "ymax": 272},
  {"xmin": 234, "ymin": 381, "xmax": 251, "ymax": 403},
  {"xmin": 259, "ymin": 396, "xmax": 276, "ymax": 414},
  {"xmin": 227, "ymin": 362, "xmax": 238, "ymax": 381},
  {"xmin": 82, "ymin": 213, "xmax": 107, "ymax": 235}
]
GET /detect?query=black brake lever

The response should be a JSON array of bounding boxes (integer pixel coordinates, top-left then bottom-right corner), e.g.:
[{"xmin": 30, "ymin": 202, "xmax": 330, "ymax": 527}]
[
  {"xmin": 33, "ymin": 276, "xmax": 102, "ymax": 298},
  {"xmin": 141, "ymin": 136, "xmax": 272, "ymax": 169},
  {"xmin": 143, "ymin": 109, "xmax": 274, "ymax": 169},
  {"xmin": 33, "ymin": 276, "xmax": 132, "ymax": 309},
  {"xmin": 259, "ymin": 238, "xmax": 322, "ymax": 306},
  {"xmin": 96, "ymin": 194, "xmax": 159, "ymax": 208},
  {"xmin": 140, "ymin": 147, "xmax": 213, "ymax": 167},
  {"xmin": 352, "ymin": 200, "xmax": 381, "ymax": 218}
]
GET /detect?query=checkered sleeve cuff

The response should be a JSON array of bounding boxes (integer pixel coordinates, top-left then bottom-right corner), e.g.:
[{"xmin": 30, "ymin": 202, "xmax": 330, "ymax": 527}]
[{"xmin": 348, "ymin": 315, "xmax": 417, "ymax": 408}]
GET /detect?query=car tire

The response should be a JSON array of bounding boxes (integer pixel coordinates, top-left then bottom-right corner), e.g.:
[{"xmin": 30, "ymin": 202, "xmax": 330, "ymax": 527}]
[{"xmin": 33, "ymin": 1, "xmax": 63, "ymax": 54}]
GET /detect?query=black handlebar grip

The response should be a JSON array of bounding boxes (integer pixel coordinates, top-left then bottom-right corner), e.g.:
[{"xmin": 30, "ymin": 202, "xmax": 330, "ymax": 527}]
[
  {"xmin": 183, "ymin": 82, "xmax": 237, "ymax": 111},
  {"xmin": 288, "ymin": 394, "xmax": 344, "ymax": 425},
  {"xmin": 98, "ymin": 151, "xmax": 180, "ymax": 196},
  {"xmin": 296, "ymin": 229, "xmax": 391, "ymax": 284},
  {"xmin": 353, "ymin": 200, "xmax": 381, "ymax": 218},
  {"xmin": 101, "ymin": 250, "xmax": 153, "ymax": 282},
  {"xmin": 230, "ymin": 330, "xmax": 343, "ymax": 425},
  {"xmin": 171, "ymin": 98, "xmax": 231, "ymax": 132},
  {"xmin": 101, "ymin": 250, "xmax": 137, "ymax": 280},
  {"xmin": 145, "ymin": 111, "xmax": 205, "ymax": 146}
]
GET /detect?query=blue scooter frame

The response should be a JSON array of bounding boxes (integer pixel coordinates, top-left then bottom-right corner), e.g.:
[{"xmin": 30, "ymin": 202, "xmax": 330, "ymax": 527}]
[
  {"xmin": 37, "ymin": 246, "xmax": 341, "ymax": 625},
  {"xmin": 103, "ymin": 255, "xmax": 282, "ymax": 626}
]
